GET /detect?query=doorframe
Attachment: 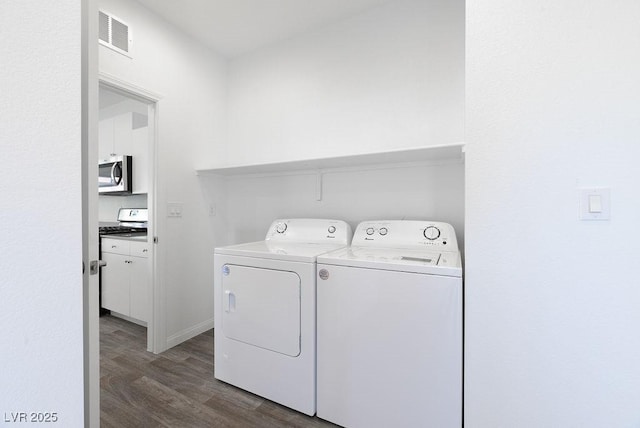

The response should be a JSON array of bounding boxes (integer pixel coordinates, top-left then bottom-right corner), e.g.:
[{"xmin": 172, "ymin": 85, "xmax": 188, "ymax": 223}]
[
  {"xmin": 82, "ymin": 0, "xmax": 99, "ymax": 425},
  {"xmin": 98, "ymin": 72, "xmax": 165, "ymax": 353}
]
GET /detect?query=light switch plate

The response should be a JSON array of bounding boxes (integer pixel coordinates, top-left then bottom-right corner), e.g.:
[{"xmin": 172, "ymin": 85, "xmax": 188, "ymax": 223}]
[
  {"xmin": 168, "ymin": 202, "xmax": 183, "ymax": 218},
  {"xmin": 579, "ymin": 188, "xmax": 610, "ymax": 221}
]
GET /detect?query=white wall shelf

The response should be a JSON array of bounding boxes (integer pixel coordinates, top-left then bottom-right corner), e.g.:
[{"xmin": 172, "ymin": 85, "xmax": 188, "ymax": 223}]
[{"xmin": 196, "ymin": 143, "xmax": 465, "ymax": 178}]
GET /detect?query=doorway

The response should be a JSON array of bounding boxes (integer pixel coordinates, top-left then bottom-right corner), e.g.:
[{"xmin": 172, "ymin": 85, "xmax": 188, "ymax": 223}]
[{"xmin": 97, "ymin": 78, "xmax": 159, "ymax": 352}]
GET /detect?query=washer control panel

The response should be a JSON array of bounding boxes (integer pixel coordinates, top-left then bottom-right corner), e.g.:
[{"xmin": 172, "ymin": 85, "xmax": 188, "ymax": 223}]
[
  {"xmin": 352, "ymin": 220, "xmax": 458, "ymax": 251},
  {"xmin": 266, "ymin": 218, "xmax": 353, "ymax": 244}
]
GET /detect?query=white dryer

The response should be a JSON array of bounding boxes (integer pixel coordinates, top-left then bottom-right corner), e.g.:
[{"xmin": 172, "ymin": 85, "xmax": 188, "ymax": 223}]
[
  {"xmin": 214, "ymin": 218, "xmax": 352, "ymax": 416},
  {"xmin": 316, "ymin": 220, "xmax": 463, "ymax": 428}
]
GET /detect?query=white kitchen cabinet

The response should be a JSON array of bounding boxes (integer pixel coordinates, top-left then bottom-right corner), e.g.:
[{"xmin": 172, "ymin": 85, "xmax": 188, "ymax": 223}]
[
  {"xmin": 98, "ymin": 117, "xmax": 115, "ymax": 161},
  {"xmin": 113, "ymin": 113, "xmax": 133, "ymax": 155},
  {"xmin": 130, "ymin": 126, "xmax": 148, "ymax": 194},
  {"xmin": 102, "ymin": 251, "xmax": 130, "ymax": 315},
  {"xmin": 101, "ymin": 237, "xmax": 149, "ymax": 323},
  {"xmin": 129, "ymin": 241, "xmax": 150, "ymax": 321}
]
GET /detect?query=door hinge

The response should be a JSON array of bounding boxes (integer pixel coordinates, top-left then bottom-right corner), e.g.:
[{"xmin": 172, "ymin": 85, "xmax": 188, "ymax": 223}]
[{"xmin": 153, "ymin": 236, "xmax": 158, "ymax": 244}]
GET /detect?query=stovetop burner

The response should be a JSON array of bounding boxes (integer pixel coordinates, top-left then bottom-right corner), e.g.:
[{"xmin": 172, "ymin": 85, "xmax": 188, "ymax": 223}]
[{"xmin": 99, "ymin": 225, "xmax": 147, "ymax": 235}]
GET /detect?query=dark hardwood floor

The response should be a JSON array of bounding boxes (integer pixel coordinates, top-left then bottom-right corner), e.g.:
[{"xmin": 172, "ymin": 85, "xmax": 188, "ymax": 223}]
[{"xmin": 100, "ymin": 315, "xmax": 338, "ymax": 428}]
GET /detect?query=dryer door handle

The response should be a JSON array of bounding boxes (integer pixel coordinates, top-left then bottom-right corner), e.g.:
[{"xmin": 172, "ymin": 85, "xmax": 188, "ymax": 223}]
[{"xmin": 224, "ymin": 290, "xmax": 236, "ymax": 312}]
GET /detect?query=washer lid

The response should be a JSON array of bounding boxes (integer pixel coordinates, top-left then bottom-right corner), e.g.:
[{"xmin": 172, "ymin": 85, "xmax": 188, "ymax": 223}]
[
  {"xmin": 317, "ymin": 246, "xmax": 462, "ymax": 277},
  {"xmin": 215, "ymin": 240, "xmax": 348, "ymax": 263}
]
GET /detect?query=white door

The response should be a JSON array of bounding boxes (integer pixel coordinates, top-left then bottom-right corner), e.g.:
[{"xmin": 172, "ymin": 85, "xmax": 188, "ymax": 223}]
[{"xmin": 222, "ymin": 264, "xmax": 301, "ymax": 357}]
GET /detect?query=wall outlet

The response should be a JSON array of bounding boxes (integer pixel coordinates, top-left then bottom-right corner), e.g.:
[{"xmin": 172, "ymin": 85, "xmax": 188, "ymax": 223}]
[
  {"xmin": 209, "ymin": 203, "xmax": 216, "ymax": 217},
  {"xmin": 168, "ymin": 202, "xmax": 183, "ymax": 218}
]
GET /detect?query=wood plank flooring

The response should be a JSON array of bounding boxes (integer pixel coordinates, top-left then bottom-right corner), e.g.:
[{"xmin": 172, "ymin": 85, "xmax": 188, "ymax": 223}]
[{"xmin": 100, "ymin": 315, "xmax": 338, "ymax": 428}]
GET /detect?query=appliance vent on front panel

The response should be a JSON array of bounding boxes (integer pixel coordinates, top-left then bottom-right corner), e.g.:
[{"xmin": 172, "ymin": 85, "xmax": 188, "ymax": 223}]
[{"xmin": 98, "ymin": 10, "xmax": 132, "ymax": 57}]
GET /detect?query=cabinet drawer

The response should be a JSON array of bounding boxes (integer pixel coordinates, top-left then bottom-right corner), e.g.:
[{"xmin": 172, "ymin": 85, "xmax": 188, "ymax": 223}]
[
  {"xmin": 130, "ymin": 241, "xmax": 149, "ymax": 258},
  {"xmin": 102, "ymin": 238, "xmax": 130, "ymax": 255}
]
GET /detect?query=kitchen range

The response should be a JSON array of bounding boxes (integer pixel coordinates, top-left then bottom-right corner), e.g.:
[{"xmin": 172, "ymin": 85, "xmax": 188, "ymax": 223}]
[
  {"xmin": 98, "ymin": 208, "xmax": 149, "ymax": 322},
  {"xmin": 99, "ymin": 207, "xmax": 148, "ymax": 237}
]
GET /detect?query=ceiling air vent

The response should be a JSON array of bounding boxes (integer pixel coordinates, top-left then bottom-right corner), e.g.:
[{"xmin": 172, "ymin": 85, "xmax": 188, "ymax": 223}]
[{"xmin": 98, "ymin": 10, "xmax": 132, "ymax": 57}]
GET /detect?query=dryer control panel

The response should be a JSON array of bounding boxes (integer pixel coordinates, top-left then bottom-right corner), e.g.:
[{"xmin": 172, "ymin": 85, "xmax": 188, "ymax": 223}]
[
  {"xmin": 352, "ymin": 220, "xmax": 458, "ymax": 251},
  {"xmin": 265, "ymin": 218, "xmax": 352, "ymax": 245}
]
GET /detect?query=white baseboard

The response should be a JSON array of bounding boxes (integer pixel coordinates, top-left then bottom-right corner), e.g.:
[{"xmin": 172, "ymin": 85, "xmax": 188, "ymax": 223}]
[
  {"xmin": 109, "ymin": 311, "xmax": 148, "ymax": 327},
  {"xmin": 165, "ymin": 318, "xmax": 214, "ymax": 350}
]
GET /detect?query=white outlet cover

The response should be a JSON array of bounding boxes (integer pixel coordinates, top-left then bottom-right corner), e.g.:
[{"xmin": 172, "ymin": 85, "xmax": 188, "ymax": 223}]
[{"xmin": 579, "ymin": 188, "xmax": 610, "ymax": 221}]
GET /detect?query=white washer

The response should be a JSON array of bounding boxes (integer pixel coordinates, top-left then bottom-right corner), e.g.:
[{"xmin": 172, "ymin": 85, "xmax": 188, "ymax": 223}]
[
  {"xmin": 316, "ymin": 220, "xmax": 463, "ymax": 428},
  {"xmin": 214, "ymin": 218, "xmax": 352, "ymax": 416}
]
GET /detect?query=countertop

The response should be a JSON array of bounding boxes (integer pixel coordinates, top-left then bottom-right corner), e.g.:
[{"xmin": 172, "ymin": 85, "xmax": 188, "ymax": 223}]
[{"xmin": 100, "ymin": 233, "xmax": 148, "ymax": 243}]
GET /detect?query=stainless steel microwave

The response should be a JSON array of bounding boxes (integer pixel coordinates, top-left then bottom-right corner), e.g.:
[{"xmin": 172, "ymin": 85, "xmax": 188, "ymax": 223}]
[{"xmin": 99, "ymin": 155, "xmax": 132, "ymax": 195}]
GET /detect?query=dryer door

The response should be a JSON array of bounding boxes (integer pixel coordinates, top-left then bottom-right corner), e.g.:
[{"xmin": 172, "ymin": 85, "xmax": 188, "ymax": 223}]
[{"xmin": 221, "ymin": 264, "xmax": 301, "ymax": 357}]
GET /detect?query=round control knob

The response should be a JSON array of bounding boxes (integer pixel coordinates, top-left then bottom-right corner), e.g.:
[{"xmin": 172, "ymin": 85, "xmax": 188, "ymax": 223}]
[
  {"xmin": 379, "ymin": 227, "xmax": 388, "ymax": 236},
  {"xmin": 328, "ymin": 226, "xmax": 336, "ymax": 234},
  {"xmin": 423, "ymin": 226, "xmax": 440, "ymax": 240},
  {"xmin": 276, "ymin": 222, "xmax": 287, "ymax": 233},
  {"xmin": 366, "ymin": 227, "xmax": 375, "ymax": 236}
]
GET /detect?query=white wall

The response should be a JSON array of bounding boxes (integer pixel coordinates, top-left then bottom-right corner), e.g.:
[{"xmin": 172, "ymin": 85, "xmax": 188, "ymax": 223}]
[
  {"xmin": 465, "ymin": 1, "xmax": 640, "ymax": 426},
  {"xmin": 217, "ymin": 162, "xmax": 465, "ymax": 249},
  {"xmin": 99, "ymin": 194, "xmax": 147, "ymax": 222},
  {"xmin": 0, "ymin": 0, "xmax": 84, "ymax": 425},
  {"xmin": 99, "ymin": 0, "xmax": 228, "ymax": 347},
  {"xmin": 226, "ymin": 0, "xmax": 464, "ymax": 166},
  {"xmin": 217, "ymin": 0, "xmax": 466, "ymax": 252}
]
